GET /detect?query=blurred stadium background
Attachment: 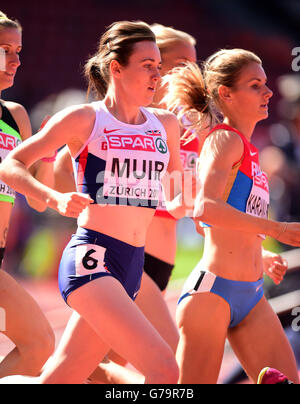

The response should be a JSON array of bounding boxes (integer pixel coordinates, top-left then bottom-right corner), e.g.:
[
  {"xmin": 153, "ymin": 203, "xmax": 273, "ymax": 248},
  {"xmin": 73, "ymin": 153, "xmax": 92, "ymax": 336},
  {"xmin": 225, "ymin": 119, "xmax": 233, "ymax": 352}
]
[
  {"xmin": 2, "ymin": 0, "xmax": 300, "ymax": 281},
  {"xmin": 0, "ymin": 0, "xmax": 299, "ymax": 383}
]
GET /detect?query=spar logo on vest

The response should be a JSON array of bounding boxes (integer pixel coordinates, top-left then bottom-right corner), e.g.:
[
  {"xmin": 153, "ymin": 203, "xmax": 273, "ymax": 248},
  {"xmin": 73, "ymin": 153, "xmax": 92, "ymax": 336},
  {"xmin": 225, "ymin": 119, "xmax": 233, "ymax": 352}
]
[
  {"xmin": 180, "ymin": 150, "xmax": 198, "ymax": 170},
  {"xmin": 105, "ymin": 134, "xmax": 156, "ymax": 152},
  {"xmin": 155, "ymin": 137, "xmax": 168, "ymax": 154},
  {"xmin": 0, "ymin": 131, "xmax": 21, "ymax": 199},
  {"xmin": 246, "ymin": 160, "xmax": 269, "ymax": 219},
  {"xmin": 0, "ymin": 131, "xmax": 21, "ymax": 151},
  {"xmin": 246, "ymin": 159, "xmax": 270, "ymax": 240}
]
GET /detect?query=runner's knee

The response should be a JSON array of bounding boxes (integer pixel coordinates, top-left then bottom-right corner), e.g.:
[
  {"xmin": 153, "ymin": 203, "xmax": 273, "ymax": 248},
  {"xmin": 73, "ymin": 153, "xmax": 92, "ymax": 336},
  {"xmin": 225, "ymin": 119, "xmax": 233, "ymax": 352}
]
[
  {"xmin": 18, "ymin": 327, "xmax": 55, "ymax": 372},
  {"xmin": 146, "ymin": 346, "xmax": 179, "ymax": 384}
]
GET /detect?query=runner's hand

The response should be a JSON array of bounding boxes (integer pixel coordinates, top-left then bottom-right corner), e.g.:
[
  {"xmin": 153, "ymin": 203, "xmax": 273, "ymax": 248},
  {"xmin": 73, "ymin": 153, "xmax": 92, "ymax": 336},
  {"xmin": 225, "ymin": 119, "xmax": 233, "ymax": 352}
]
[
  {"xmin": 55, "ymin": 192, "xmax": 94, "ymax": 218},
  {"xmin": 262, "ymin": 249, "xmax": 288, "ymax": 285}
]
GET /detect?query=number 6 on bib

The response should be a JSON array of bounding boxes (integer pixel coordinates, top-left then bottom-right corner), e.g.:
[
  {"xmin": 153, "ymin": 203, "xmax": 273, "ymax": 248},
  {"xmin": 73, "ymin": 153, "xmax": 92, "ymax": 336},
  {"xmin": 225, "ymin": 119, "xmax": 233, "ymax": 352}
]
[{"xmin": 75, "ymin": 244, "xmax": 108, "ymax": 277}]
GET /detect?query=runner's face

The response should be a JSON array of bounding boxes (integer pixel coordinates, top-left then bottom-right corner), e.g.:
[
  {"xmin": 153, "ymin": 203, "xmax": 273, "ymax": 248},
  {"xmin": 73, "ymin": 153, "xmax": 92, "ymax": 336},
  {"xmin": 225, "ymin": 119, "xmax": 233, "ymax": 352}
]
[
  {"xmin": 118, "ymin": 41, "xmax": 161, "ymax": 107},
  {"xmin": 154, "ymin": 40, "xmax": 196, "ymax": 105},
  {"xmin": 0, "ymin": 28, "xmax": 22, "ymax": 91},
  {"xmin": 160, "ymin": 41, "xmax": 197, "ymax": 76},
  {"xmin": 228, "ymin": 62, "xmax": 273, "ymax": 123}
]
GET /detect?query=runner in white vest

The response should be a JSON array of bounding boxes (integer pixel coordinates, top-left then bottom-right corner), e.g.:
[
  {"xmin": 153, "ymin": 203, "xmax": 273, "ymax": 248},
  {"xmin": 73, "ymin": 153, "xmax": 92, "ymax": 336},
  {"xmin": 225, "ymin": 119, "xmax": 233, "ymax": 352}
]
[{"xmin": 0, "ymin": 21, "xmax": 188, "ymax": 384}]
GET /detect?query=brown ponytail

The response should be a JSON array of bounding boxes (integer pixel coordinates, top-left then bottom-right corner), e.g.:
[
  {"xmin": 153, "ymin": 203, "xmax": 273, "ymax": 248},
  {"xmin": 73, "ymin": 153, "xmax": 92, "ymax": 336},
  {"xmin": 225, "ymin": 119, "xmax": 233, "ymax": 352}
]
[{"xmin": 84, "ymin": 55, "xmax": 108, "ymax": 100}]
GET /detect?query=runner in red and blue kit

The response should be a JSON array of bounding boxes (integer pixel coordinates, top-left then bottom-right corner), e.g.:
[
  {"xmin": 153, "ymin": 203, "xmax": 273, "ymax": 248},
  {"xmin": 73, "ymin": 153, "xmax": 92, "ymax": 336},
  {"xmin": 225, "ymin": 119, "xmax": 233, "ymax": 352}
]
[
  {"xmin": 200, "ymin": 123, "xmax": 269, "ymax": 232},
  {"xmin": 151, "ymin": 50, "xmax": 299, "ymax": 384},
  {"xmin": 179, "ymin": 123, "xmax": 269, "ymax": 327},
  {"xmin": 218, "ymin": 124, "xmax": 269, "ymax": 225}
]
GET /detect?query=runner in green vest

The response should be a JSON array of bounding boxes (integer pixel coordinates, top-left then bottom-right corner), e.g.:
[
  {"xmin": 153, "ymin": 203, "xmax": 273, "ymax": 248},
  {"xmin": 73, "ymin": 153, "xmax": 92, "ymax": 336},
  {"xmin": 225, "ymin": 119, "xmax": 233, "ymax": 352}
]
[{"xmin": 0, "ymin": 11, "xmax": 55, "ymax": 378}]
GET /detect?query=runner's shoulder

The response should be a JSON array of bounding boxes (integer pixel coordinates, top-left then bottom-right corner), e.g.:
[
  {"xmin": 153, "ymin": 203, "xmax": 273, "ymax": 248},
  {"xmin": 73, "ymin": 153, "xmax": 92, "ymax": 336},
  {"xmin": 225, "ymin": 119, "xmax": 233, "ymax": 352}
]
[{"xmin": 148, "ymin": 107, "xmax": 179, "ymax": 130}]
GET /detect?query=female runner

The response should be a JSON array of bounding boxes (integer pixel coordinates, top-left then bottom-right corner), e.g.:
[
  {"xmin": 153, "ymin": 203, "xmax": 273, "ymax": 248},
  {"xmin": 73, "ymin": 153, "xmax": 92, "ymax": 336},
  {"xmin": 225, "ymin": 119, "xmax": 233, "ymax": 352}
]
[
  {"xmin": 0, "ymin": 11, "xmax": 54, "ymax": 378},
  {"xmin": 49, "ymin": 24, "xmax": 199, "ymax": 384},
  {"xmin": 167, "ymin": 50, "xmax": 299, "ymax": 383},
  {"xmin": 0, "ymin": 20, "xmax": 184, "ymax": 384}
]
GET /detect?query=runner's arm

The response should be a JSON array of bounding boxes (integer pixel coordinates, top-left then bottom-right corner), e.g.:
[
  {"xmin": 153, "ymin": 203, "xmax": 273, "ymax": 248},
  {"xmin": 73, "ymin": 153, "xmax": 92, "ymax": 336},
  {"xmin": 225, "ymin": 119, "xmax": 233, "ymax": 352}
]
[
  {"xmin": 54, "ymin": 146, "xmax": 76, "ymax": 193},
  {"xmin": 0, "ymin": 105, "xmax": 95, "ymax": 216},
  {"xmin": 195, "ymin": 131, "xmax": 300, "ymax": 246}
]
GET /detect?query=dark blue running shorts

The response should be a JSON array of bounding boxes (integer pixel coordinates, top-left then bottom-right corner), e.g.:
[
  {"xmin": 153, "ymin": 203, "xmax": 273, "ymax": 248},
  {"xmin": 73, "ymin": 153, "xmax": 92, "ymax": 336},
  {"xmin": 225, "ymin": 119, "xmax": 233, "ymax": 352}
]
[{"xmin": 58, "ymin": 227, "xmax": 145, "ymax": 304}]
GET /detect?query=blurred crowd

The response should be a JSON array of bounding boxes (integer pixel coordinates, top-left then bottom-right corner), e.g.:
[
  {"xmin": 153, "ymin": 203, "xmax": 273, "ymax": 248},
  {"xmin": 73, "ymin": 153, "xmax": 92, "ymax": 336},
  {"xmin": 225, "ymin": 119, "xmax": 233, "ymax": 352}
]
[{"xmin": 260, "ymin": 75, "xmax": 300, "ymax": 226}]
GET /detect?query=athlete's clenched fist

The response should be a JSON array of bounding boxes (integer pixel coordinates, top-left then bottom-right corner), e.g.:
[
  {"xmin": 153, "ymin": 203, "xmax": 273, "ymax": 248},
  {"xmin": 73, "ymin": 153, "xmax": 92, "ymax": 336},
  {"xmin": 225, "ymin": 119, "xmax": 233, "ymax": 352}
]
[{"xmin": 55, "ymin": 192, "xmax": 94, "ymax": 218}]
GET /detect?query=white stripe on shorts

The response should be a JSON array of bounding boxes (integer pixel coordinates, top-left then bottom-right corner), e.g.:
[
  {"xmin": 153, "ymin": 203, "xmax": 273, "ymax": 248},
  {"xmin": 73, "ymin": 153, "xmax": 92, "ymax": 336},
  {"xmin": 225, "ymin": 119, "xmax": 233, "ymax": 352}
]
[{"xmin": 188, "ymin": 270, "xmax": 216, "ymax": 296}]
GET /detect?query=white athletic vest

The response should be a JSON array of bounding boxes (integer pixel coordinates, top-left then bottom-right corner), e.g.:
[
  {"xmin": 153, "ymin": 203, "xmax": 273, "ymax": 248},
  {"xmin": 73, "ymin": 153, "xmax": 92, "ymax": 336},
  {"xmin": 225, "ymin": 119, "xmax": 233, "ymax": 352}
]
[{"xmin": 73, "ymin": 101, "xmax": 170, "ymax": 209}]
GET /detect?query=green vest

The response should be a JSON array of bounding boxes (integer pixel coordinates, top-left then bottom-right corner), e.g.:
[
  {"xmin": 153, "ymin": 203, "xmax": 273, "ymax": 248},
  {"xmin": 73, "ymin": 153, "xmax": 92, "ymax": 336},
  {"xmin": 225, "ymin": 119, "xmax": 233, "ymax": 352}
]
[{"xmin": 0, "ymin": 115, "xmax": 22, "ymax": 203}]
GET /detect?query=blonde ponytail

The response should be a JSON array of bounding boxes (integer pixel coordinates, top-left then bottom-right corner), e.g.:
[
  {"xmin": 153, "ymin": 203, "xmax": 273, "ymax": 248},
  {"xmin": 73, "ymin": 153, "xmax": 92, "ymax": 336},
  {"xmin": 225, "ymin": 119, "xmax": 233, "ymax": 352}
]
[
  {"xmin": 162, "ymin": 62, "xmax": 218, "ymax": 135},
  {"xmin": 162, "ymin": 48, "xmax": 262, "ymax": 138},
  {"xmin": 0, "ymin": 11, "xmax": 22, "ymax": 30}
]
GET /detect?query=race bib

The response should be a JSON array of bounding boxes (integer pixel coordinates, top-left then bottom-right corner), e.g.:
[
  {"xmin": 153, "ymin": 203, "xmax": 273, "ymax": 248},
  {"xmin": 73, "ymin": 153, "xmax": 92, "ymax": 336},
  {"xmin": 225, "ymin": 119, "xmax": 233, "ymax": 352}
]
[
  {"xmin": 246, "ymin": 171, "xmax": 269, "ymax": 238},
  {"xmin": 75, "ymin": 244, "xmax": 110, "ymax": 277},
  {"xmin": 101, "ymin": 134, "xmax": 167, "ymax": 207}
]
